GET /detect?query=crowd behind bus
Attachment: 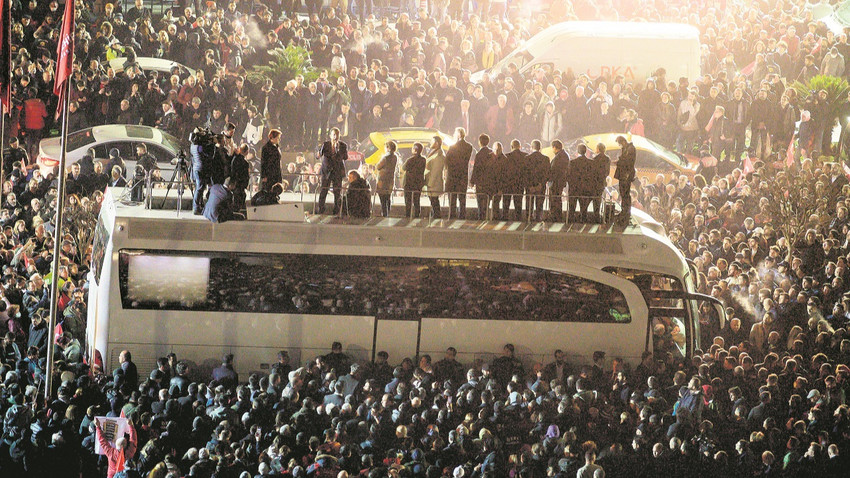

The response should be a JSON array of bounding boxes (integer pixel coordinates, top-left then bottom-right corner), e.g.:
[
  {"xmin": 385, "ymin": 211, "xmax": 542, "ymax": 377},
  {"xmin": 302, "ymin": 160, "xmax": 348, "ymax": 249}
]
[{"xmin": 4, "ymin": 0, "xmax": 850, "ymax": 476}]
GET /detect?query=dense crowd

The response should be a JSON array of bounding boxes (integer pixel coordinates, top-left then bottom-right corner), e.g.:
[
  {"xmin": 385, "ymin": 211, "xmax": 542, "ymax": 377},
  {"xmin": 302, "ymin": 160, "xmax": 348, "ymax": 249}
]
[{"xmin": 5, "ymin": 0, "xmax": 850, "ymax": 477}]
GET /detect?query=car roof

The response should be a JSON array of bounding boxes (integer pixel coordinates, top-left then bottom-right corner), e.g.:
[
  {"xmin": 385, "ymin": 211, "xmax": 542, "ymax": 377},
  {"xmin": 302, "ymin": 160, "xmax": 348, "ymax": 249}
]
[
  {"xmin": 88, "ymin": 125, "xmax": 164, "ymax": 144},
  {"xmin": 109, "ymin": 57, "xmax": 196, "ymax": 76},
  {"xmin": 369, "ymin": 128, "xmax": 454, "ymax": 145}
]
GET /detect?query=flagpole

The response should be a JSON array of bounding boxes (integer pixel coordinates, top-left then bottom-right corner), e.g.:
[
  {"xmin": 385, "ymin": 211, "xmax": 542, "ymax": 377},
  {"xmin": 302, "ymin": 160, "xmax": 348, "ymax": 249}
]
[
  {"xmin": 0, "ymin": 111, "xmax": 5, "ymax": 189},
  {"xmin": 45, "ymin": 72, "xmax": 72, "ymax": 401}
]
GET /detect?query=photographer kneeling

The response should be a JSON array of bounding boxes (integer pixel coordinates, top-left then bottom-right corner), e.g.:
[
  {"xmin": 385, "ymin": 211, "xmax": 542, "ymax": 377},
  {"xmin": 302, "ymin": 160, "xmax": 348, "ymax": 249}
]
[{"xmin": 203, "ymin": 178, "xmax": 241, "ymax": 223}]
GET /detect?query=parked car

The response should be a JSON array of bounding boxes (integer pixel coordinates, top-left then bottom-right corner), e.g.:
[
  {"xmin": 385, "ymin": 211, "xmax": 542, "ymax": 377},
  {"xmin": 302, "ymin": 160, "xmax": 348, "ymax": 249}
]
[
  {"xmin": 544, "ymin": 133, "xmax": 700, "ymax": 182},
  {"xmin": 108, "ymin": 57, "xmax": 196, "ymax": 78},
  {"xmin": 37, "ymin": 125, "xmax": 184, "ymax": 178},
  {"xmin": 354, "ymin": 128, "xmax": 455, "ymax": 165}
]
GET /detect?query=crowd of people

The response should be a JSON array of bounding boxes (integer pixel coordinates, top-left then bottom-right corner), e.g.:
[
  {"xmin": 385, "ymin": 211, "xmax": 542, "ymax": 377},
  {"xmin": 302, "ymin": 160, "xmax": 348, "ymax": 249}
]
[{"xmin": 4, "ymin": 0, "xmax": 850, "ymax": 477}]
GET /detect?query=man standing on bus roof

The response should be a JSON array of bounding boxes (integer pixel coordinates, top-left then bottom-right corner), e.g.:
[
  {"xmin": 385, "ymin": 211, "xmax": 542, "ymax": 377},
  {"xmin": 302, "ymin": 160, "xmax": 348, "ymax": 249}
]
[
  {"xmin": 615, "ymin": 135, "xmax": 636, "ymax": 224},
  {"xmin": 260, "ymin": 129, "xmax": 283, "ymax": 193},
  {"xmin": 548, "ymin": 140, "xmax": 569, "ymax": 222},
  {"xmin": 591, "ymin": 143, "xmax": 611, "ymax": 223},
  {"xmin": 317, "ymin": 127, "xmax": 348, "ymax": 215},
  {"xmin": 471, "ymin": 134, "xmax": 496, "ymax": 221},
  {"xmin": 568, "ymin": 144, "xmax": 592, "ymax": 223},
  {"xmin": 525, "ymin": 140, "xmax": 550, "ymax": 222},
  {"xmin": 401, "ymin": 142, "xmax": 426, "ymax": 219},
  {"xmin": 445, "ymin": 127, "xmax": 473, "ymax": 219}
]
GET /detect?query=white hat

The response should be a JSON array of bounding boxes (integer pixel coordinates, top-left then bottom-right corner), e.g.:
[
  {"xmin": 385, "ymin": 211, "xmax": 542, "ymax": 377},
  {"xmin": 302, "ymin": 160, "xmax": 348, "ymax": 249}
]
[{"xmin": 453, "ymin": 466, "xmax": 465, "ymax": 478}]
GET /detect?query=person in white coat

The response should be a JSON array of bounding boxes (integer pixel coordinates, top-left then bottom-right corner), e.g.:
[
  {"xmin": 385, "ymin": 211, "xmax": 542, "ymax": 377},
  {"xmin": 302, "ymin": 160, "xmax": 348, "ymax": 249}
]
[{"xmin": 424, "ymin": 135, "xmax": 447, "ymax": 219}]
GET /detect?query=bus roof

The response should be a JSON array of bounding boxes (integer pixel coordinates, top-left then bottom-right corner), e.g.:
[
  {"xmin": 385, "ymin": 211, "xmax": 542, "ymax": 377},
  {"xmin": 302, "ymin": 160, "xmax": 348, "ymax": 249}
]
[
  {"xmin": 102, "ymin": 190, "xmax": 690, "ymax": 280},
  {"xmin": 532, "ymin": 21, "xmax": 701, "ymax": 43}
]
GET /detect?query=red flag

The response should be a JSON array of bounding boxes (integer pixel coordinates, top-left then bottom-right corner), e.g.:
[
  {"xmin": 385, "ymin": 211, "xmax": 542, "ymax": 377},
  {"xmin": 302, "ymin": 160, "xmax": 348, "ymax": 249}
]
[
  {"xmin": 54, "ymin": 321, "xmax": 63, "ymax": 343},
  {"xmin": 742, "ymin": 155, "xmax": 755, "ymax": 175},
  {"xmin": 0, "ymin": 0, "xmax": 11, "ymax": 114},
  {"xmin": 54, "ymin": 2, "xmax": 75, "ymax": 117}
]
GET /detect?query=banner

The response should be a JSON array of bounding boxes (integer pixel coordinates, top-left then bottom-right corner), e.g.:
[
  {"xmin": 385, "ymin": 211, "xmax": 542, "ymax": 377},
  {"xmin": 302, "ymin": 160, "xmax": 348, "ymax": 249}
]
[{"xmin": 94, "ymin": 416, "xmax": 128, "ymax": 455}]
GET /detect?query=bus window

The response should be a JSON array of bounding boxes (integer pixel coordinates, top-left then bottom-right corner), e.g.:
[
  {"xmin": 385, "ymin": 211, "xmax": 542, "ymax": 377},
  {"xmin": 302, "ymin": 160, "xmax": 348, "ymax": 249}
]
[{"xmin": 119, "ymin": 250, "xmax": 632, "ymax": 323}]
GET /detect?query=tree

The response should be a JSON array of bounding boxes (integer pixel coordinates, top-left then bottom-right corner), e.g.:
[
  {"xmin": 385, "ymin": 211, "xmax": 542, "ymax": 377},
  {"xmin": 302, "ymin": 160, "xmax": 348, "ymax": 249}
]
[
  {"xmin": 247, "ymin": 45, "xmax": 326, "ymax": 87},
  {"xmin": 765, "ymin": 170, "xmax": 829, "ymax": 262},
  {"xmin": 789, "ymin": 76, "xmax": 850, "ymax": 155}
]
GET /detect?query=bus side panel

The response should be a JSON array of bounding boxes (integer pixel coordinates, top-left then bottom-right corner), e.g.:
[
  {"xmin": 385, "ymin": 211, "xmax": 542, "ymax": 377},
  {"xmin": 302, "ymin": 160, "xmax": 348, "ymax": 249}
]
[
  {"xmin": 374, "ymin": 319, "xmax": 420, "ymax": 364},
  {"xmin": 87, "ymin": 243, "xmax": 114, "ymax": 370},
  {"xmin": 417, "ymin": 318, "xmax": 644, "ymax": 370},
  {"xmin": 107, "ymin": 312, "xmax": 375, "ymax": 377}
]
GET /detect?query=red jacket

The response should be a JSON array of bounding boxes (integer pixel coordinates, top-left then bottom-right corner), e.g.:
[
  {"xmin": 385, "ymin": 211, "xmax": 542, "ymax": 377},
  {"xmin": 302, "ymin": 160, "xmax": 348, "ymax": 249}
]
[
  {"xmin": 22, "ymin": 98, "xmax": 48, "ymax": 130},
  {"xmin": 97, "ymin": 421, "xmax": 137, "ymax": 478}
]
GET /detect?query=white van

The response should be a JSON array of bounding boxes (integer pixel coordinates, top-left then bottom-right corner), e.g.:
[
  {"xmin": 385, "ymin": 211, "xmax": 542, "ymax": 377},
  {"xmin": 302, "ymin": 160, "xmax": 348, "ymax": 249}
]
[{"xmin": 472, "ymin": 21, "xmax": 701, "ymax": 84}]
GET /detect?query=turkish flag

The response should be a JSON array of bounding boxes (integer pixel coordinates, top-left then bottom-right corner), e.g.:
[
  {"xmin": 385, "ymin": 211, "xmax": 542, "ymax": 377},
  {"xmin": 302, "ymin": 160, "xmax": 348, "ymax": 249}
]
[
  {"xmin": 54, "ymin": 2, "xmax": 75, "ymax": 117},
  {"xmin": 785, "ymin": 134, "xmax": 796, "ymax": 169},
  {"xmin": 0, "ymin": 0, "xmax": 11, "ymax": 114}
]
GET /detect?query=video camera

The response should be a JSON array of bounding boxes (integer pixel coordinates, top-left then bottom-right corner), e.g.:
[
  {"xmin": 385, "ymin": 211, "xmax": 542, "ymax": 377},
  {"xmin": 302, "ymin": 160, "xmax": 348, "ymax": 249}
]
[{"xmin": 189, "ymin": 126, "xmax": 222, "ymax": 147}]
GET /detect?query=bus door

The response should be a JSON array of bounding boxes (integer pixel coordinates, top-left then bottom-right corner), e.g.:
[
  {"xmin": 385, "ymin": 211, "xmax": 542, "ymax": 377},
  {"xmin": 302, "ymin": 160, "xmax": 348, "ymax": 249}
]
[{"xmin": 603, "ymin": 267, "xmax": 692, "ymax": 358}]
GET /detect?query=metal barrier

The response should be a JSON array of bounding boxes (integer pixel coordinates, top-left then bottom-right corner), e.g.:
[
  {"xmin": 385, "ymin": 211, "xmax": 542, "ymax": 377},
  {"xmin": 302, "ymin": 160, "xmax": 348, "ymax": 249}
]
[
  {"xmin": 359, "ymin": 189, "xmax": 495, "ymax": 221},
  {"xmin": 320, "ymin": 186, "xmax": 617, "ymax": 225}
]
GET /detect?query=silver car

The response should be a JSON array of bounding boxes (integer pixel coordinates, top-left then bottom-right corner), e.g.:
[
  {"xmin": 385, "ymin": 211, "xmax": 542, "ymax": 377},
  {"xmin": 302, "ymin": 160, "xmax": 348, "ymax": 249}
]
[
  {"xmin": 108, "ymin": 57, "xmax": 196, "ymax": 78},
  {"xmin": 36, "ymin": 124, "xmax": 183, "ymax": 177}
]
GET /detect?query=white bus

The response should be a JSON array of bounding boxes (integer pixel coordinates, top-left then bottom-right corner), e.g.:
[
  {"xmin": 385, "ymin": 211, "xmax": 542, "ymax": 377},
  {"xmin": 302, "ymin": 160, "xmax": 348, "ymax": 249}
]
[{"xmin": 86, "ymin": 190, "xmax": 723, "ymax": 378}]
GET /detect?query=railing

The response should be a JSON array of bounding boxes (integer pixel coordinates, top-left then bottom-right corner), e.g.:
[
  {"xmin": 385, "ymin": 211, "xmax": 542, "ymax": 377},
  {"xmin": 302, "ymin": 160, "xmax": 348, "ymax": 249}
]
[{"xmin": 308, "ymin": 184, "xmax": 618, "ymax": 225}]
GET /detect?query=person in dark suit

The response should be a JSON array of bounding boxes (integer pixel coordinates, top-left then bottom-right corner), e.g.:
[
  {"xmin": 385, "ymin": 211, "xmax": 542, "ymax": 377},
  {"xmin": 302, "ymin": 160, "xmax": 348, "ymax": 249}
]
[
  {"xmin": 402, "ymin": 143, "xmax": 427, "ymax": 218},
  {"xmin": 317, "ymin": 127, "xmax": 348, "ymax": 215},
  {"xmin": 470, "ymin": 134, "xmax": 497, "ymax": 220},
  {"xmin": 113, "ymin": 350, "xmax": 139, "ymax": 392},
  {"xmin": 211, "ymin": 353, "xmax": 239, "ymax": 389},
  {"xmin": 615, "ymin": 135, "xmax": 637, "ymax": 223},
  {"xmin": 445, "ymin": 127, "xmax": 473, "ymax": 219},
  {"xmin": 548, "ymin": 140, "xmax": 570, "ymax": 222},
  {"xmin": 501, "ymin": 139, "xmax": 526, "ymax": 221},
  {"xmin": 525, "ymin": 140, "xmax": 550, "ymax": 222},
  {"xmin": 568, "ymin": 144, "xmax": 593, "ymax": 222},
  {"xmin": 591, "ymin": 143, "xmax": 611, "ymax": 223},
  {"xmin": 229, "ymin": 144, "xmax": 250, "ymax": 213},
  {"xmin": 260, "ymin": 129, "xmax": 282, "ymax": 194}
]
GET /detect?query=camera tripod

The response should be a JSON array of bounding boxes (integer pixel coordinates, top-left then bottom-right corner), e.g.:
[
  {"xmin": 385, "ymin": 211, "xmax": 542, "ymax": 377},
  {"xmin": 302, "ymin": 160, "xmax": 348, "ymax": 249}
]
[{"xmin": 160, "ymin": 150, "xmax": 194, "ymax": 216}]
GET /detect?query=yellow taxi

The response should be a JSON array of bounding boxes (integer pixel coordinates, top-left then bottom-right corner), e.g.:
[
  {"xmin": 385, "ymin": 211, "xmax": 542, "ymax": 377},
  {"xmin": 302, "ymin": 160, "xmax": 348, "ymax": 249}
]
[
  {"xmin": 352, "ymin": 128, "xmax": 456, "ymax": 165},
  {"xmin": 542, "ymin": 133, "xmax": 700, "ymax": 181}
]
